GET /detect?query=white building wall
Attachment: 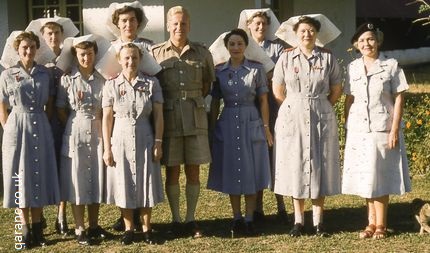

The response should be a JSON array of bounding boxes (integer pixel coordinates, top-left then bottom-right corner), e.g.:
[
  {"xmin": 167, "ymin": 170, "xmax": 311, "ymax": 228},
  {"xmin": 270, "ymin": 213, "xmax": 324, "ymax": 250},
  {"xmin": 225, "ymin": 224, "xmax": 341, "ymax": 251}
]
[{"xmin": 0, "ymin": 1, "xmax": 8, "ymax": 60}]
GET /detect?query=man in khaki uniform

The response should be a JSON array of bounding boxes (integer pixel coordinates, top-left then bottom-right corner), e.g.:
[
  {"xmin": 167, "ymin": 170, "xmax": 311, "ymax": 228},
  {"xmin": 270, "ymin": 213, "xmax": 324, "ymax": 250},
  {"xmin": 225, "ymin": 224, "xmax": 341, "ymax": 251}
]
[{"xmin": 151, "ymin": 6, "xmax": 215, "ymax": 238}]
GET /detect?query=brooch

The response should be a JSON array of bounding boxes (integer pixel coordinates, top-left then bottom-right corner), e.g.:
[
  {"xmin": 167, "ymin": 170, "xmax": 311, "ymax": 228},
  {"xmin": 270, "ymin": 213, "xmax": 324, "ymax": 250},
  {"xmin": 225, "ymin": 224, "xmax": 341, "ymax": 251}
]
[{"xmin": 294, "ymin": 67, "xmax": 299, "ymax": 73}]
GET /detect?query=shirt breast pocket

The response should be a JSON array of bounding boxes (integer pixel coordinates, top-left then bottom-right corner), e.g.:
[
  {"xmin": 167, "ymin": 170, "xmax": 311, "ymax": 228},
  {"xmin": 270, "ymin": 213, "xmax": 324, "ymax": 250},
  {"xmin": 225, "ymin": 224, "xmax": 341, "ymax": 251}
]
[
  {"xmin": 186, "ymin": 60, "xmax": 203, "ymax": 83},
  {"xmin": 161, "ymin": 61, "xmax": 179, "ymax": 85}
]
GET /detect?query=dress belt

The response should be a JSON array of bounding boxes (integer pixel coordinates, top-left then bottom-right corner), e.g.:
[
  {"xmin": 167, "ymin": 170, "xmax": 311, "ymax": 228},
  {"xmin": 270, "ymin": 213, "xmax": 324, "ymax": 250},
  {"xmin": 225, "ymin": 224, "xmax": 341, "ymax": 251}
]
[
  {"xmin": 72, "ymin": 110, "xmax": 102, "ymax": 120},
  {"xmin": 288, "ymin": 93, "xmax": 326, "ymax": 100},
  {"xmin": 223, "ymin": 101, "xmax": 255, "ymax": 107},
  {"xmin": 11, "ymin": 106, "xmax": 44, "ymax": 113}
]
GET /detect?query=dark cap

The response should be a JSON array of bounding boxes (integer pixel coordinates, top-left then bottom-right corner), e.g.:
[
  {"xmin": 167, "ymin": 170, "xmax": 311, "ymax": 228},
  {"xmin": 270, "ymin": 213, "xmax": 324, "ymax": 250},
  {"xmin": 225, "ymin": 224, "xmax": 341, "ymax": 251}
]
[{"xmin": 351, "ymin": 22, "xmax": 378, "ymax": 44}]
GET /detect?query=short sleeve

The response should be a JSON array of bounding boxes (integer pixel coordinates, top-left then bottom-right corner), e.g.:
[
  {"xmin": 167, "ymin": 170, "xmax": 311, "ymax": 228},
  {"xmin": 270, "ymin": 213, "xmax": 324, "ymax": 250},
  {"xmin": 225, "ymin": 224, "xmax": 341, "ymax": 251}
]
[
  {"xmin": 0, "ymin": 71, "xmax": 9, "ymax": 104},
  {"xmin": 56, "ymin": 75, "xmax": 69, "ymax": 108},
  {"xmin": 102, "ymin": 80, "xmax": 114, "ymax": 108},
  {"xmin": 151, "ymin": 78, "xmax": 164, "ymax": 103},
  {"xmin": 272, "ymin": 53, "xmax": 286, "ymax": 86},
  {"xmin": 255, "ymin": 65, "xmax": 269, "ymax": 96},
  {"xmin": 390, "ymin": 61, "xmax": 409, "ymax": 93}
]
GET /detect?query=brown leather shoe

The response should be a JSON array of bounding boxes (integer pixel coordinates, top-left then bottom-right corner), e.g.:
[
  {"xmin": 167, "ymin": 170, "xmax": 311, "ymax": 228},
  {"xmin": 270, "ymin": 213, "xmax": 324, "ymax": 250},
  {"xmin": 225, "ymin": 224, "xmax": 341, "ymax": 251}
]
[{"xmin": 185, "ymin": 221, "xmax": 203, "ymax": 239}]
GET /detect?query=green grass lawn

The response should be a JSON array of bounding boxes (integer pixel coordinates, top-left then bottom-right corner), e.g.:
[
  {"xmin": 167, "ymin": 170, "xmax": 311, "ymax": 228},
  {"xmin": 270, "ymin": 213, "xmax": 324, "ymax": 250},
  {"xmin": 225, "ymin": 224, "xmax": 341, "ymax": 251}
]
[{"xmin": 0, "ymin": 167, "xmax": 429, "ymax": 252}]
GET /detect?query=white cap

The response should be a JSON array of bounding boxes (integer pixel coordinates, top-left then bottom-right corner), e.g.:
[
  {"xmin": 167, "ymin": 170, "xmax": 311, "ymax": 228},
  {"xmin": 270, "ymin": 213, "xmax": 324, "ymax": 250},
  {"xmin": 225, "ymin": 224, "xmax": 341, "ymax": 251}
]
[
  {"xmin": 275, "ymin": 14, "xmax": 341, "ymax": 47},
  {"xmin": 56, "ymin": 34, "xmax": 111, "ymax": 72},
  {"xmin": 95, "ymin": 42, "xmax": 161, "ymax": 79},
  {"xmin": 106, "ymin": 1, "xmax": 148, "ymax": 38},
  {"xmin": 209, "ymin": 31, "xmax": 275, "ymax": 73},
  {"xmin": 0, "ymin": 30, "xmax": 56, "ymax": 68},
  {"xmin": 237, "ymin": 8, "xmax": 280, "ymax": 42},
  {"xmin": 26, "ymin": 16, "xmax": 79, "ymax": 39}
]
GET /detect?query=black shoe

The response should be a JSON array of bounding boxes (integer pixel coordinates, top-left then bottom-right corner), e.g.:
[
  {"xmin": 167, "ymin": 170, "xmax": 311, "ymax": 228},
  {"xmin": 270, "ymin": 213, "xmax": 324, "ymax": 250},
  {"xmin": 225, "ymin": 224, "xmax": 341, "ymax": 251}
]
[
  {"xmin": 185, "ymin": 221, "xmax": 203, "ymax": 238},
  {"xmin": 55, "ymin": 218, "xmax": 69, "ymax": 235},
  {"xmin": 32, "ymin": 223, "xmax": 47, "ymax": 247},
  {"xmin": 166, "ymin": 222, "xmax": 183, "ymax": 237},
  {"xmin": 289, "ymin": 223, "xmax": 304, "ymax": 237},
  {"xmin": 230, "ymin": 218, "xmax": 245, "ymax": 238},
  {"xmin": 244, "ymin": 221, "xmax": 258, "ymax": 237},
  {"xmin": 253, "ymin": 211, "xmax": 265, "ymax": 223},
  {"xmin": 112, "ymin": 216, "xmax": 125, "ymax": 232},
  {"xmin": 142, "ymin": 231, "xmax": 156, "ymax": 244},
  {"xmin": 40, "ymin": 215, "xmax": 47, "ymax": 229},
  {"xmin": 277, "ymin": 210, "xmax": 289, "ymax": 224},
  {"xmin": 88, "ymin": 225, "xmax": 113, "ymax": 239},
  {"xmin": 121, "ymin": 230, "xmax": 134, "ymax": 245},
  {"xmin": 22, "ymin": 225, "xmax": 32, "ymax": 249},
  {"xmin": 77, "ymin": 231, "xmax": 91, "ymax": 246},
  {"xmin": 314, "ymin": 223, "xmax": 329, "ymax": 237}
]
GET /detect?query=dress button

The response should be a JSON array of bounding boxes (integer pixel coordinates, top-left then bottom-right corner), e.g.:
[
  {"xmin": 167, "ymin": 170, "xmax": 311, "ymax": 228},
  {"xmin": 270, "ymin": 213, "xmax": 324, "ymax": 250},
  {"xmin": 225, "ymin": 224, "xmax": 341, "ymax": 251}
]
[
  {"xmin": 364, "ymin": 118, "xmax": 368, "ymax": 121},
  {"xmin": 33, "ymin": 134, "xmax": 37, "ymax": 137},
  {"xmin": 34, "ymin": 159, "xmax": 39, "ymax": 162},
  {"xmin": 35, "ymin": 171, "xmax": 39, "ymax": 175},
  {"xmin": 235, "ymin": 115, "xmax": 238, "ymax": 118},
  {"xmin": 34, "ymin": 146, "xmax": 38, "ymax": 150},
  {"xmin": 86, "ymin": 131, "xmax": 90, "ymax": 134},
  {"xmin": 35, "ymin": 196, "xmax": 38, "ymax": 200},
  {"xmin": 88, "ymin": 167, "xmax": 91, "ymax": 170},
  {"xmin": 29, "ymin": 107, "xmax": 34, "ymax": 111},
  {"xmin": 238, "ymin": 169, "xmax": 241, "ymax": 172},
  {"xmin": 35, "ymin": 184, "xmax": 39, "ymax": 187},
  {"xmin": 33, "ymin": 121, "xmax": 37, "ymax": 125},
  {"xmin": 238, "ymin": 180, "xmax": 241, "ymax": 183},
  {"xmin": 86, "ymin": 143, "xmax": 90, "ymax": 147},
  {"xmin": 236, "ymin": 137, "xmax": 240, "ymax": 140},
  {"xmin": 236, "ymin": 126, "xmax": 239, "ymax": 129},
  {"xmin": 234, "ymin": 102, "xmax": 237, "ymax": 105},
  {"xmin": 237, "ymin": 147, "xmax": 240, "ymax": 150},
  {"xmin": 364, "ymin": 100, "xmax": 367, "ymax": 103},
  {"xmin": 179, "ymin": 70, "xmax": 183, "ymax": 74},
  {"xmin": 238, "ymin": 158, "xmax": 241, "ymax": 161}
]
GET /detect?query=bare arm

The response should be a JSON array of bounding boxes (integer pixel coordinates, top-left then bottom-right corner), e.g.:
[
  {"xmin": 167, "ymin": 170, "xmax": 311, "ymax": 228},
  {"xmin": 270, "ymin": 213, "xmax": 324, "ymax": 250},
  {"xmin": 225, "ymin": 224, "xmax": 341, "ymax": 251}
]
[
  {"xmin": 327, "ymin": 83, "xmax": 342, "ymax": 106},
  {"xmin": 258, "ymin": 93, "xmax": 273, "ymax": 147},
  {"xmin": 152, "ymin": 102, "xmax": 164, "ymax": 161},
  {"xmin": 272, "ymin": 84, "xmax": 286, "ymax": 106},
  {"xmin": 57, "ymin": 107, "xmax": 68, "ymax": 127},
  {"xmin": 388, "ymin": 92, "xmax": 404, "ymax": 149},
  {"xmin": 46, "ymin": 96, "xmax": 55, "ymax": 120},
  {"xmin": 0, "ymin": 102, "xmax": 8, "ymax": 127},
  {"xmin": 202, "ymin": 82, "xmax": 211, "ymax": 97},
  {"xmin": 209, "ymin": 97, "xmax": 220, "ymax": 133},
  {"xmin": 102, "ymin": 106, "xmax": 115, "ymax": 167},
  {"xmin": 344, "ymin": 95, "xmax": 354, "ymax": 122}
]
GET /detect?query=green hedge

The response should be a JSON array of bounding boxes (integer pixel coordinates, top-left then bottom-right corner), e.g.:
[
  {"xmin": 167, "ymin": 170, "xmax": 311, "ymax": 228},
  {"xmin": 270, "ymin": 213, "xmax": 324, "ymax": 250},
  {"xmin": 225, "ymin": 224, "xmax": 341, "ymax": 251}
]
[{"xmin": 334, "ymin": 93, "xmax": 430, "ymax": 176}]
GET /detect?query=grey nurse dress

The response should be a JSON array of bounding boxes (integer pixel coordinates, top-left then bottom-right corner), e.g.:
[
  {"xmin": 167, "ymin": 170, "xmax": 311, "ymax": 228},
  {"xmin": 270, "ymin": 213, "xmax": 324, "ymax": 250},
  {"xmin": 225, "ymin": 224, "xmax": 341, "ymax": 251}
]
[
  {"xmin": 103, "ymin": 72, "xmax": 164, "ymax": 208},
  {"xmin": 57, "ymin": 68, "xmax": 105, "ymax": 205},
  {"xmin": 207, "ymin": 59, "xmax": 271, "ymax": 194},
  {"xmin": 272, "ymin": 47, "xmax": 342, "ymax": 199},
  {"xmin": 342, "ymin": 55, "xmax": 411, "ymax": 198},
  {"xmin": 1, "ymin": 64, "xmax": 59, "ymax": 208}
]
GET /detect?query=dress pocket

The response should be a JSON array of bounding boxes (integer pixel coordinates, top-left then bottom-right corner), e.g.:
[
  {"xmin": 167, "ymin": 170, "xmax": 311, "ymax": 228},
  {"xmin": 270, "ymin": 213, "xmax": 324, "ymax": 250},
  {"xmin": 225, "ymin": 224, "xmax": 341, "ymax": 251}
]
[
  {"xmin": 320, "ymin": 112, "xmax": 336, "ymax": 137},
  {"xmin": 249, "ymin": 119, "xmax": 266, "ymax": 142},
  {"xmin": 2, "ymin": 119, "xmax": 17, "ymax": 147}
]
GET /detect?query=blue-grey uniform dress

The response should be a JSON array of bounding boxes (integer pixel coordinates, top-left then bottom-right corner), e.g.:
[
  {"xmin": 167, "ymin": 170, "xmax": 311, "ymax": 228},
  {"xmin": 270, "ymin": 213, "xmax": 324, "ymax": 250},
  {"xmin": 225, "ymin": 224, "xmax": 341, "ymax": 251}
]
[
  {"xmin": 207, "ymin": 59, "xmax": 271, "ymax": 194},
  {"xmin": 1, "ymin": 63, "xmax": 60, "ymax": 208},
  {"xmin": 260, "ymin": 39, "xmax": 285, "ymax": 131},
  {"xmin": 272, "ymin": 47, "xmax": 342, "ymax": 199},
  {"xmin": 342, "ymin": 55, "xmax": 411, "ymax": 198},
  {"xmin": 103, "ymin": 72, "xmax": 164, "ymax": 208},
  {"xmin": 56, "ymin": 68, "xmax": 105, "ymax": 205},
  {"xmin": 47, "ymin": 59, "xmax": 64, "ymax": 163}
]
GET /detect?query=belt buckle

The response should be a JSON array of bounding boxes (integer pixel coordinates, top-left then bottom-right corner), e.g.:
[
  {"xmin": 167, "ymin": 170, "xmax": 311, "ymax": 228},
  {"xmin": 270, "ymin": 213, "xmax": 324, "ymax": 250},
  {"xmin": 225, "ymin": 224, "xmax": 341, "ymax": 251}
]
[{"xmin": 181, "ymin": 90, "xmax": 187, "ymax": 100}]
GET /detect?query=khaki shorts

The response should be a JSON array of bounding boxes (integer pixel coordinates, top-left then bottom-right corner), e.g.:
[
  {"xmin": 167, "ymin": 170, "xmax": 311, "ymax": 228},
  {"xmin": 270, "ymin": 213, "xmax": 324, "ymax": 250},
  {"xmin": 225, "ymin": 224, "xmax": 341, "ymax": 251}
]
[{"xmin": 162, "ymin": 135, "xmax": 211, "ymax": 166}]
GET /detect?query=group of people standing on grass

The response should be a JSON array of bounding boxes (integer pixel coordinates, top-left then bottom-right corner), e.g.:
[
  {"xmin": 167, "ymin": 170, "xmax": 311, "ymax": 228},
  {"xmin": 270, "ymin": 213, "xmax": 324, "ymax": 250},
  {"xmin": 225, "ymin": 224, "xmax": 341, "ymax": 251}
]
[{"xmin": 0, "ymin": 1, "xmax": 411, "ymax": 248}]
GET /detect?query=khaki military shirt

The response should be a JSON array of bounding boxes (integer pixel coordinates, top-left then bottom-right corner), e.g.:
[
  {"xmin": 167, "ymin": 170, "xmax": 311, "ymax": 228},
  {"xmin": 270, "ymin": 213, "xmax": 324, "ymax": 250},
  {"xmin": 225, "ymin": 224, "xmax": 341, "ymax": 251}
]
[{"xmin": 151, "ymin": 40, "xmax": 215, "ymax": 137}]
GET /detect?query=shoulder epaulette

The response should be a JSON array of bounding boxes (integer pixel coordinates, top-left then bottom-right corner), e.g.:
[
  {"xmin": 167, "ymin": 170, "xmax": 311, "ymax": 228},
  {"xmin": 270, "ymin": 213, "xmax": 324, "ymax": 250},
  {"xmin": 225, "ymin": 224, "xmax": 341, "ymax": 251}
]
[
  {"xmin": 318, "ymin": 47, "xmax": 332, "ymax": 54},
  {"xmin": 284, "ymin": 47, "xmax": 296, "ymax": 52}
]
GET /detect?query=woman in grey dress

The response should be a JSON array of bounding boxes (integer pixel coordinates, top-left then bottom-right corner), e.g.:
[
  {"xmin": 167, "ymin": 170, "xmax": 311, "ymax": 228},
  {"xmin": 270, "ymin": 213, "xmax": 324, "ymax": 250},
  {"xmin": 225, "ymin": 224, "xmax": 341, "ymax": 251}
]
[
  {"xmin": 0, "ymin": 31, "xmax": 59, "ymax": 248},
  {"xmin": 342, "ymin": 23, "xmax": 410, "ymax": 239},
  {"xmin": 56, "ymin": 36, "xmax": 111, "ymax": 245},
  {"xmin": 272, "ymin": 16, "xmax": 342, "ymax": 237},
  {"xmin": 208, "ymin": 28, "xmax": 272, "ymax": 237},
  {"xmin": 102, "ymin": 43, "xmax": 164, "ymax": 245}
]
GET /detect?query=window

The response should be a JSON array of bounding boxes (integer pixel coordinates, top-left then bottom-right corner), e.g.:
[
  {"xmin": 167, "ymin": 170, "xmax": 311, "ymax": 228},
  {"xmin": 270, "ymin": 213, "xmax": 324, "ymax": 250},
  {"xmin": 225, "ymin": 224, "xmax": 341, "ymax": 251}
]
[{"xmin": 28, "ymin": 0, "xmax": 83, "ymax": 35}]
